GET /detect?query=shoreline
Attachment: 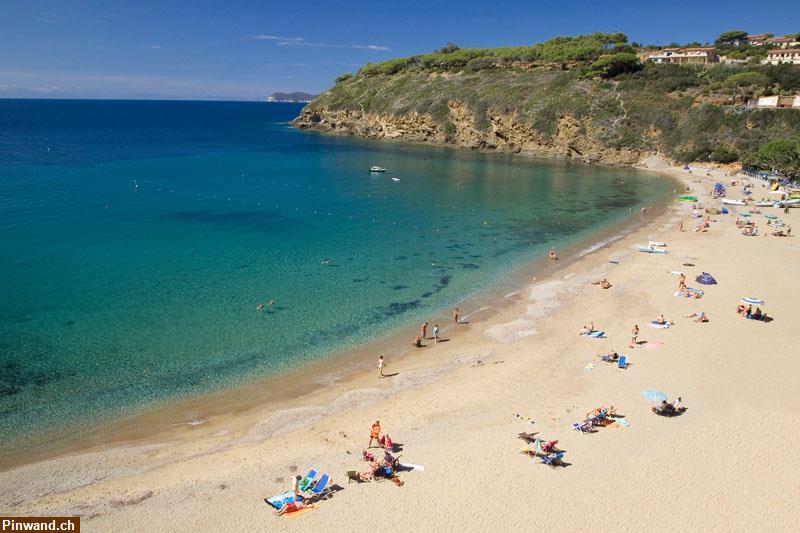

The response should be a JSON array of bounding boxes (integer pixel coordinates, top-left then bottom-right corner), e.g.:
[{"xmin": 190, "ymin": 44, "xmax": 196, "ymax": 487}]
[
  {"xmin": 5, "ymin": 160, "xmax": 799, "ymax": 531},
  {"xmin": 0, "ymin": 158, "xmax": 677, "ymax": 471}
]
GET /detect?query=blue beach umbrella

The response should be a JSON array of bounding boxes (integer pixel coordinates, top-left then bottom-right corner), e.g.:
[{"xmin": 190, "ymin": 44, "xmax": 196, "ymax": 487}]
[
  {"xmin": 696, "ymin": 272, "xmax": 717, "ymax": 285},
  {"xmin": 641, "ymin": 389, "xmax": 668, "ymax": 402}
]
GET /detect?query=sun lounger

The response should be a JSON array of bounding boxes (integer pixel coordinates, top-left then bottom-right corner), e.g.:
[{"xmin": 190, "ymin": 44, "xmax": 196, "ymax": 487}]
[
  {"xmin": 298, "ymin": 469, "xmax": 317, "ymax": 491},
  {"xmin": 617, "ymin": 355, "xmax": 627, "ymax": 369},
  {"xmin": 305, "ymin": 473, "xmax": 330, "ymax": 498},
  {"xmin": 346, "ymin": 470, "xmax": 367, "ymax": 483},
  {"xmin": 540, "ymin": 452, "xmax": 565, "ymax": 467},
  {"xmin": 572, "ymin": 420, "xmax": 592, "ymax": 433}
]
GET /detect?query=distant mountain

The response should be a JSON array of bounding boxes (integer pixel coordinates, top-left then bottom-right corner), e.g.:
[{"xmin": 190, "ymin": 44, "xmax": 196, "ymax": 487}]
[{"xmin": 267, "ymin": 92, "xmax": 317, "ymax": 103}]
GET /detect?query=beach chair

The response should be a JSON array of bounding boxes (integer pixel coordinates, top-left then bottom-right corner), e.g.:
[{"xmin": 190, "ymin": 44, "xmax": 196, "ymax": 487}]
[
  {"xmin": 571, "ymin": 421, "xmax": 591, "ymax": 433},
  {"xmin": 540, "ymin": 452, "xmax": 565, "ymax": 468},
  {"xmin": 305, "ymin": 473, "xmax": 330, "ymax": 499},
  {"xmin": 346, "ymin": 471, "xmax": 366, "ymax": 484},
  {"xmin": 617, "ymin": 356, "xmax": 627, "ymax": 369},
  {"xmin": 298, "ymin": 469, "xmax": 317, "ymax": 491}
]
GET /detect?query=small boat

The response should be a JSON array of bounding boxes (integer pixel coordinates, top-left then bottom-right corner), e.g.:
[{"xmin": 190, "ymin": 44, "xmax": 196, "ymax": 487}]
[
  {"xmin": 638, "ymin": 245, "xmax": 669, "ymax": 254},
  {"xmin": 369, "ymin": 166, "xmax": 387, "ymax": 173},
  {"xmin": 721, "ymin": 199, "xmax": 746, "ymax": 206},
  {"xmin": 391, "ymin": 177, "xmax": 401, "ymax": 182},
  {"xmin": 648, "ymin": 241, "xmax": 667, "ymax": 248}
]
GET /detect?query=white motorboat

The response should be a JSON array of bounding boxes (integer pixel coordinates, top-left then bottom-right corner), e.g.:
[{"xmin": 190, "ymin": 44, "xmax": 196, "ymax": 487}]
[{"xmin": 369, "ymin": 166, "xmax": 387, "ymax": 173}]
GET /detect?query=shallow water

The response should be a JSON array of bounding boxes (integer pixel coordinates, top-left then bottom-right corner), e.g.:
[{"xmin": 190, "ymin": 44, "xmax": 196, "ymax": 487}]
[{"xmin": 0, "ymin": 99, "xmax": 672, "ymax": 451}]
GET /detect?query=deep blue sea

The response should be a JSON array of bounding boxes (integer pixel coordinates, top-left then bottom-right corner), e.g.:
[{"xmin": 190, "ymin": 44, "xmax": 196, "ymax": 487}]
[{"xmin": 0, "ymin": 99, "xmax": 672, "ymax": 452}]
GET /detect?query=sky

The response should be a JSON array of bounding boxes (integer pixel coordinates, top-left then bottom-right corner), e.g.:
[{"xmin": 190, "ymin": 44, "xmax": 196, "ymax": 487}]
[{"xmin": 1, "ymin": 0, "xmax": 798, "ymax": 100}]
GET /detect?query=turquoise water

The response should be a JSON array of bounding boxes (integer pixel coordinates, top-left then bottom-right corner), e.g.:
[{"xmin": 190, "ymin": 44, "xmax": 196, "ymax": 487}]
[{"xmin": 0, "ymin": 100, "xmax": 672, "ymax": 451}]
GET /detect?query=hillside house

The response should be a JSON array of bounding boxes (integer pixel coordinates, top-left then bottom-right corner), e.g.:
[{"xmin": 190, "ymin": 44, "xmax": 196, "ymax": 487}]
[
  {"xmin": 646, "ymin": 47, "xmax": 718, "ymax": 64},
  {"xmin": 756, "ymin": 95, "xmax": 800, "ymax": 108},
  {"xmin": 763, "ymin": 49, "xmax": 800, "ymax": 65}
]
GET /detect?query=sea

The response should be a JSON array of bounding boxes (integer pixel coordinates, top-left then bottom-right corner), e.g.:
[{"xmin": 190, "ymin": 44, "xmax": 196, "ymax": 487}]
[{"xmin": 0, "ymin": 99, "xmax": 673, "ymax": 456}]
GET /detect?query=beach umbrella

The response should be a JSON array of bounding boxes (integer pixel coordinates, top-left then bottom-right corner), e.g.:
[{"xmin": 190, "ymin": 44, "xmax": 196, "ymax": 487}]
[
  {"xmin": 765, "ymin": 214, "xmax": 778, "ymax": 220},
  {"xmin": 641, "ymin": 389, "xmax": 668, "ymax": 402},
  {"xmin": 741, "ymin": 297, "xmax": 764, "ymax": 305},
  {"xmin": 696, "ymin": 272, "xmax": 717, "ymax": 285},
  {"xmin": 738, "ymin": 212, "xmax": 750, "ymax": 217}
]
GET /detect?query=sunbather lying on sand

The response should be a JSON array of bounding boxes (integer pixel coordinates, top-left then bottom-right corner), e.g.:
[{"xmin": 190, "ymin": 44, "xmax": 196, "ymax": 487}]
[
  {"xmin": 277, "ymin": 500, "xmax": 316, "ymax": 515},
  {"xmin": 686, "ymin": 312, "xmax": 708, "ymax": 323},
  {"xmin": 599, "ymin": 351, "xmax": 619, "ymax": 362}
]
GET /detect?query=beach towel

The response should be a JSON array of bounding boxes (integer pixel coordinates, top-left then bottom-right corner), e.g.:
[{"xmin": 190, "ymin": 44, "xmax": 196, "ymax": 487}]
[
  {"xmin": 616, "ymin": 418, "xmax": 631, "ymax": 427},
  {"xmin": 581, "ymin": 331, "xmax": 605, "ymax": 338},
  {"xmin": 285, "ymin": 506, "xmax": 316, "ymax": 518},
  {"xmin": 648, "ymin": 321, "xmax": 670, "ymax": 329},
  {"xmin": 265, "ymin": 491, "xmax": 303, "ymax": 510},
  {"xmin": 399, "ymin": 463, "xmax": 425, "ymax": 472},
  {"xmin": 584, "ymin": 363, "xmax": 595, "ymax": 371}
]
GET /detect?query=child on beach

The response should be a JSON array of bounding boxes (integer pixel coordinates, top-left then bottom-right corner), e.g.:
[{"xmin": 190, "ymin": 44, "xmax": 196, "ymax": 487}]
[
  {"xmin": 433, "ymin": 324, "xmax": 440, "ymax": 343},
  {"xmin": 377, "ymin": 356, "xmax": 385, "ymax": 378},
  {"xmin": 453, "ymin": 308, "xmax": 459, "ymax": 324},
  {"xmin": 421, "ymin": 321, "xmax": 428, "ymax": 339},
  {"xmin": 630, "ymin": 324, "xmax": 639, "ymax": 348}
]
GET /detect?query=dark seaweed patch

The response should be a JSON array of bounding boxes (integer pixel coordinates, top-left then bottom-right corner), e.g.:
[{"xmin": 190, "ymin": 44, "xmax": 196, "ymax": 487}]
[
  {"xmin": 393, "ymin": 255, "xmax": 408, "ymax": 261},
  {"xmin": 460, "ymin": 263, "xmax": 480, "ymax": 269},
  {"xmin": 391, "ymin": 285, "xmax": 409, "ymax": 291},
  {"xmin": 421, "ymin": 292, "xmax": 432, "ymax": 298}
]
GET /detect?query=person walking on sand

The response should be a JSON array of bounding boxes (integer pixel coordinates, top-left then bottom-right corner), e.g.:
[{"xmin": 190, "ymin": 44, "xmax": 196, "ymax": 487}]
[
  {"xmin": 630, "ymin": 324, "xmax": 639, "ymax": 348},
  {"xmin": 369, "ymin": 420, "xmax": 381, "ymax": 448},
  {"xmin": 679, "ymin": 220, "xmax": 684, "ymax": 232},
  {"xmin": 453, "ymin": 307, "xmax": 460, "ymax": 324},
  {"xmin": 377, "ymin": 356, "xmax": 385, "ymax": 378},
  {"xmin": 421, "ymin": 321, "xmax": 428, "ymax": 339},
  {"xmin": 433, "ymin": 324, "xmax": 440, "ymax": 343}
]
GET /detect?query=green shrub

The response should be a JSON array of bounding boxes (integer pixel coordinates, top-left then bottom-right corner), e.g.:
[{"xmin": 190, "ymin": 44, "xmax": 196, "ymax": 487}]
[
  {"xmin": 588, "ymin": 53, "xmax": 642, "ymax": 79},
  {"xmin": 710, "ymin": 146, "xmax": 738, "ymax": 163},
  {"xmin": 335, "ymin": 73, "xmax": 353, "ymax": 83}
]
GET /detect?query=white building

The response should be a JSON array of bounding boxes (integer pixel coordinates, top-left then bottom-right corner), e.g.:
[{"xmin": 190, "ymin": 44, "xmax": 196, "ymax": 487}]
[
  {"xmin": 646, "ymin": 47, "xmax": 718, "ymax": 64},
  {"xmin": 763, "ymin": 49, "xmax": 800, "ymax": 65},
  {"xmin": 756, "ymin": 95, "xmax": 800, "ymax": 109}
]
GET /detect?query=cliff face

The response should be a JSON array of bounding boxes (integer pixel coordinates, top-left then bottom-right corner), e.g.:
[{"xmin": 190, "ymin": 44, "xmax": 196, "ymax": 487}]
[
  {"xmin": 293, "ymin": 66, "xmax": 800, "ymax": 167},
  {"xmin": 295, "ymin": 102, "xmax": 642, "ymax": 166}
]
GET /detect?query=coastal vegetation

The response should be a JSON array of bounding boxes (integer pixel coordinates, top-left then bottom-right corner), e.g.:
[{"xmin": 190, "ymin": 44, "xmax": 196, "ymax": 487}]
[{"xmin": 295, "ymin": 33, "xmax": 800, "ymax": 175}]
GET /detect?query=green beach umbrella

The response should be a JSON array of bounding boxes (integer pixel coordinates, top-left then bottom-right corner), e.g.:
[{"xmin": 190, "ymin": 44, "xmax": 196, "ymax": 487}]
[{"xmin": 765, "ymin": 214, "xmax": 778, "ymax": 220}]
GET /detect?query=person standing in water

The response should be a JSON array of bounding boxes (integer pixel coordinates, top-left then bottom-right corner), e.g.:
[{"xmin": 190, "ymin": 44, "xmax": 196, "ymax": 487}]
[
  {"xmin": 421, "ymin": 321, "xmax": 428, "ymax": 339},
  {"xmin": 433, "ymin": 324, "xmax": 440, "ymax": 343},
  {"xmin": 549, "ymin": 249, "xmax": 558, "ymax": 260},
  {"xmin": 453, "ymin": 308, "xmax": 459, "ymax": 324},
  {"xmin": 377, "ymin": 356, "xmax": 385, "ymax": 378}
]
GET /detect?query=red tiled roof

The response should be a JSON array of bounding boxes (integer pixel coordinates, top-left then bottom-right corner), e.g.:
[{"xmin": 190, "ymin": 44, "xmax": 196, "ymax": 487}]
[{"xmin": 747, "ymin": 34, "xmax": 770, "ymax": 40}]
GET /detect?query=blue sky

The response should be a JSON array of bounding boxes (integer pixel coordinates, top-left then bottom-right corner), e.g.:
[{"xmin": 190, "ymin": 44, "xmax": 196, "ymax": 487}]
[{"xmin": 1, "ymin": 0, "xmax": 798, "ymax": 100}]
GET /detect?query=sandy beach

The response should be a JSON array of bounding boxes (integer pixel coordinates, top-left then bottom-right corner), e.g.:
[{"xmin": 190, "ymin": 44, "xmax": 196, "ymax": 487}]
[{"xmin": 2, "ymin": 162, "xmax": 798, "ymax": 532}]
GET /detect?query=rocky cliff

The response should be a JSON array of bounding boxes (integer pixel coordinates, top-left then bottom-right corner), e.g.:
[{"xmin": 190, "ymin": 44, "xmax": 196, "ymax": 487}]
[
  {"xmin": 295, "ymin": 101, "xmax": 641, "ymax": 165},
  {"xmin": 293, "ymin": 43, "xmax": 800, "ymax": 168}
]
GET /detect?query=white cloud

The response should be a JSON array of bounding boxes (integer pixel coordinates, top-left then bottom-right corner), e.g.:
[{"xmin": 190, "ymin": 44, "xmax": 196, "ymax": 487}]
[
  {"xmin": 249, "ymin": 35, "xmax": 305, "ymax": 42},
  {"xmin": 137, "ymin": 44, "xmax": 163, "ymax": 49},
  {"xmin": 37, "ymin": 12, "xmax": 115, "ymax": 25},
  {"xmin": 277, "ymin": 41, "xmax": 389, "ymax": 51}
]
